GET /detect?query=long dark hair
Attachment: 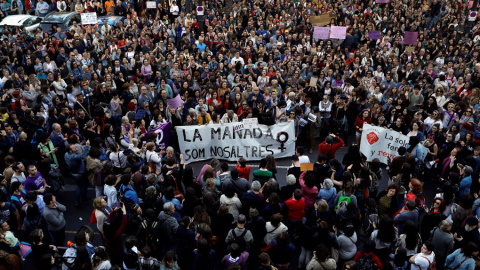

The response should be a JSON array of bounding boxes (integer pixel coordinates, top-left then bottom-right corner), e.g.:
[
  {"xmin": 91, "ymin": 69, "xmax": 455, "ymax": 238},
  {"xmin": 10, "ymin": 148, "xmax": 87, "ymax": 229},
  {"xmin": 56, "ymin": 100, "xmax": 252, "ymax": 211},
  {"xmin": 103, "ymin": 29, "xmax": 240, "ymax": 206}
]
[
  {"xmin": 402, "ymin": 220, "xmax": 419, "ymax": 250},
  {"xmin": 377, "ymin": 217, "xmax": 396, "ymax": 243}
]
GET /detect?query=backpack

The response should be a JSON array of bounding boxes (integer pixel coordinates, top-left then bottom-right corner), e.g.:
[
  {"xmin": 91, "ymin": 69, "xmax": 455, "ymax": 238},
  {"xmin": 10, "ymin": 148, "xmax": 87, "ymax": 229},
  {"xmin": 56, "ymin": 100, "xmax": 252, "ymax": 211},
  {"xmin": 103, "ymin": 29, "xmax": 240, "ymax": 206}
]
[
  {"xmin": 118, "ymin": 185, "xmax": 134, "ymax": 209},
  {"xmin": 423, "ymin": 255, "xmax": 436, "ymax": 270},
  {"xmin": 140, "ymin": 220, "xmax": 160, "ymax": 250},
  {"xmin": 357, "ymin": 251, "xmax": 375, "ymax": 270},
  {"xmin": 335, "ymin": 191, "xmax": 353, "ymax": 212},
  {"xmin": 31, "ymin": 129, "xmax": 44, "ymax": 148},
  {"xmin": 230, "ymin": 228, "xmax": 248, "ymax": 251}
]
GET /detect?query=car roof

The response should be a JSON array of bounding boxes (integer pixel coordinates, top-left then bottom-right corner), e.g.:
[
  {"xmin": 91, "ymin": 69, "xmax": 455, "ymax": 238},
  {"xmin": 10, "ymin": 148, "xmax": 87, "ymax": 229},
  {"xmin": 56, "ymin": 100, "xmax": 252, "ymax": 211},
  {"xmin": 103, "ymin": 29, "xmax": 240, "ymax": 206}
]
[
  {"xmin": 0, "ymin": 15, "xmax": 36, "ymax": 26},
  {"xmin": 42, "ymin": 12, "xmax": 78, "ymax": 23}
]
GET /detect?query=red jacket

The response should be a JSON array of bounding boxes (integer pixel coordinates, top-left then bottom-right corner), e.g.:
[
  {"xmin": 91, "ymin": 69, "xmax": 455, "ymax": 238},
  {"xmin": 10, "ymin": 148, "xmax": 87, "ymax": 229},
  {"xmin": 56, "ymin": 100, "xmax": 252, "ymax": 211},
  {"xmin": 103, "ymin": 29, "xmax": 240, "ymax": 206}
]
[
  {"xmin": 318, "ymin": 137, "xmax": 344, "ymax": 159},
  {"xmin": 354, "ymin": 117, "xmax": 372, "ymax": 133},
  {"xmin": 236, "ymin": 165, "xmax": 251, "ymax": 181},
  {"xmin": 285, "ymin": 197, "xmax": 305, "ymax": 222}
]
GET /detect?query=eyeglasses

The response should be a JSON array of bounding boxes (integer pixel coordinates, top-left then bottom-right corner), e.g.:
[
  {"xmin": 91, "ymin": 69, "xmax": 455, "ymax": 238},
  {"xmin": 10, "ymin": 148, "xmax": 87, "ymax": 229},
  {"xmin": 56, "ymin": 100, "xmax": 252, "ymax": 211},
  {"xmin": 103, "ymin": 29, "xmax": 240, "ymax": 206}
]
[
  {"xmin": 467, "ymin": 110, "xmax": 473, "ymax": 113},
  {"xmin": 434, "ymin": 201, "xmax": 440, "ymax": 205}
]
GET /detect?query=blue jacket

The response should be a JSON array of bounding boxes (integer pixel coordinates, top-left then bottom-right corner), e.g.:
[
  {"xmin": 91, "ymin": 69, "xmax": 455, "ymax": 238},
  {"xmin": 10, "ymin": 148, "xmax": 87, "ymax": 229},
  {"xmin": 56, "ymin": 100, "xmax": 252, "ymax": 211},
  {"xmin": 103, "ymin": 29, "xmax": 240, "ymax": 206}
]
[
  {"xmin": 120, "ymin": 184, "xmax": 140, "ymax": 205},
  {"xmin": 459, "ymin": 176, "xmax": 472, "ymax": 197},
  {"xmin": 445, "ymin": 248, "xmax": 475, "ymax": 270},
  {"xmin": 65, "ymin": 145, "xmax": 90, "ymax": 174}
]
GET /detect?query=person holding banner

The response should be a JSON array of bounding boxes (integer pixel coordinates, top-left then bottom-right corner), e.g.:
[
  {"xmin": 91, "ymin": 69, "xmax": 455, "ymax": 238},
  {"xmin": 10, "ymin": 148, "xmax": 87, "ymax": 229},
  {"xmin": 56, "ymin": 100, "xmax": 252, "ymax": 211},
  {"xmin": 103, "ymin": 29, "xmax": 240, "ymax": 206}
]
[{"xmin": 354, "ymin": 110, "xmax": 372, "ymax": 145}]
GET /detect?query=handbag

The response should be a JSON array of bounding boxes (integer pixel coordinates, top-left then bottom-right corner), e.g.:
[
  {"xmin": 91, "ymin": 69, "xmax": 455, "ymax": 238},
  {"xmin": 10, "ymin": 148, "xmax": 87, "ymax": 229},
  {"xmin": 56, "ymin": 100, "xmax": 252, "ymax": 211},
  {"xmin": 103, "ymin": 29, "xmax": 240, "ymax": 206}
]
[{"xmin": 445, "ymin": 257, "xmax": 469, "ymax": 270}]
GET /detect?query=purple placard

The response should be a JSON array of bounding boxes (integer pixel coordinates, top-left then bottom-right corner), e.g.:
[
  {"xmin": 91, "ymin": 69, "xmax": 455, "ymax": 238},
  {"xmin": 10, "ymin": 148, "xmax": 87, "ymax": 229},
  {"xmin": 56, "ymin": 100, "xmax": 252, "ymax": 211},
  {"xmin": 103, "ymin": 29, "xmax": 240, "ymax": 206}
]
[
  {"xmin": 330, "ymin": 26, "xmax": 346, "ymax": 39},
  {"xmin": 313, "ymin": 26, "xmax": 330, "ymax": 39},
  {"xmin": 376, "ymin": 0, "xmax": 388, "ymax": 3},
  {"xmin": 403, "ymin": 31, "xmax": 418, "ymax": 45},
  {"xmin": 167, "ymin": 94, "xmax": 183, "ymax": 109},
  {"xmin": 368, "ymin": 31, "xmax": 381, "ymax": 40}
]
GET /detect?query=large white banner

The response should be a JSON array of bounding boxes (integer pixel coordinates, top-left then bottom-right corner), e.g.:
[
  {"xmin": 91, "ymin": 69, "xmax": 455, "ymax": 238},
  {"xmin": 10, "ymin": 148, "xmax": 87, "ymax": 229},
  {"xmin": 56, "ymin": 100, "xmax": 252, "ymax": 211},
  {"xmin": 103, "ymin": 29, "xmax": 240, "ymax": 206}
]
[
  {"xmin": 360, "ymin": 123, "xmax": 410, "ymax": 164},
  {"xmin": 176, "ymin": 122, "xmax": 295, "ymax": 162}
]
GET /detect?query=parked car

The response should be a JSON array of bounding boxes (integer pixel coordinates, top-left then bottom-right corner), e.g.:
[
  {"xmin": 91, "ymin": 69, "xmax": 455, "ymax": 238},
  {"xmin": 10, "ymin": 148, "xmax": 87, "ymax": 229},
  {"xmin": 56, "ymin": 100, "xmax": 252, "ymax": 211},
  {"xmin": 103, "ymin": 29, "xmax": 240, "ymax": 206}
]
[
  {"xmin": 97, "ymin": 15, "xmax": 126, "ymax": 26},
  {"xmin": 39, "ymin": 11, "xmax": 80, "ymax": 33},
  {"xmin": 0, "ymin": 14, "xmax": 42, "ymax": 33}
]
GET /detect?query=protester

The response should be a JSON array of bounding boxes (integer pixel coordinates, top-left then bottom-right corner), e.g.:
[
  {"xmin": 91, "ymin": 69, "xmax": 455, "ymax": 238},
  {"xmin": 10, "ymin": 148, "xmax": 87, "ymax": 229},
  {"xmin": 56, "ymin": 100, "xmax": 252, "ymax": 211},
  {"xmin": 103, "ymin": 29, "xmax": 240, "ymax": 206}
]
[{"xmin": 0, "ymin": 0, "xmax": 478, "ymax": 269}]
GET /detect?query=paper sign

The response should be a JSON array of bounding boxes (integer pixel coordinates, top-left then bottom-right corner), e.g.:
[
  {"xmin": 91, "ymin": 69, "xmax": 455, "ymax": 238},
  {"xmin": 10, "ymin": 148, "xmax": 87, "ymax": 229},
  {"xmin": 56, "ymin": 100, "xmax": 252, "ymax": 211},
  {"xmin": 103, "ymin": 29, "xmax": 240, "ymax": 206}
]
[
  {"xmin": 80, "ymin": 12, "xmax": 97, "ymax": 25},
  {"xmin": 369, "ymin": 31, "xmax": 381, "ymax": 40},
  {"xmin": 300, "ymin": 162, "xmax": 314, "ymax": 172},
  {"xmin": 313, "ymin": 26, "xmax": 330, "ymax": 39},
  {"xmin": 469, "ymin": 11, "xmax": 477, "ymax": 21},
  {"xmin": 233, "ymin": 122, "xmax": 244, "ymax": 131},
  {"xmin": 299, "ymin": 118, "xmax": 309, "ymax": 127},
  {"xmin": 469, "ymin": 1, "xmax": 474, "ymax": 8},
  {"xmin": 243, "ymin": 118, "xmax": 258, "ymax": 129},
  {"xmin": 308, "ymin": 113, "xmax": 317, "ymax": 122},
  {"xmin": 146, "ymin": 1, "xmax": 156, "ymax": 8},
  {"xmin": 376, "ymin": 0, "xmax": 388, "ymax": 3},
  {"xmin": 197, "ymin": 6, "xmax": 204, "ymax": 15},
  {"xmin": 310, "ymin": 14, "xmax": 335, "ymax": 26},
  {"xmin": 310, "ymin": 77, "xmax": 318, "ymax": 87},
  {"xmin": 167, "ymin": 94, "xmax": 183, "ymax": 109},
  {"xmin": 330, "ymin": 26, "xmax": 347, "ymax": 39},
  {"xmin": 403, "ymin": 31, "xmax": 418, "ymax": 45}
]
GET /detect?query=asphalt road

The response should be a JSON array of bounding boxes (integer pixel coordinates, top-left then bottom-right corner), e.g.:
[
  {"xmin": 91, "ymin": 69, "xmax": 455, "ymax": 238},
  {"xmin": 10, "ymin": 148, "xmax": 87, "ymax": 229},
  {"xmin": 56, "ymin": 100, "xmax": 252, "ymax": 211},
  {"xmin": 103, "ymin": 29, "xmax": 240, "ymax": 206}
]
[{"xmin": 57, "ymin": 135, "xmax": 439, "ymax": 247}]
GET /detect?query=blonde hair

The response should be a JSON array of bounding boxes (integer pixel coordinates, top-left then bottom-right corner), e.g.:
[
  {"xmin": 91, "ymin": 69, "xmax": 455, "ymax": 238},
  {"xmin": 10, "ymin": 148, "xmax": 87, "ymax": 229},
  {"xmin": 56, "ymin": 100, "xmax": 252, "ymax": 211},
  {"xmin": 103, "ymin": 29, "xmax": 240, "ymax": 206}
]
[
  {"xmin": 92, "ymin": 197, "xmax": 104, "ymax": 209},
  {"xmin": 205, "ymin": 178, "xmax": 216, "ymax": 188},
  {"xmin": 317, "ymin": 199, "xmax": 329, "ymax": 212}
]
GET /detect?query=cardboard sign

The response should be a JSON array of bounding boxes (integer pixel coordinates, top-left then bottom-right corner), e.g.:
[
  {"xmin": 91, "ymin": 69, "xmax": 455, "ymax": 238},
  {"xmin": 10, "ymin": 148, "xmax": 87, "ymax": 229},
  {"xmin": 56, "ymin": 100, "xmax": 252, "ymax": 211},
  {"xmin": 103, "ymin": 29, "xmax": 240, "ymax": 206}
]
[
  {"xmin": 368, "ymin": 31, "xmax": 381, "ymax": 40},
  {"xmin": 330, "ymin": 26, "xmax": 347, "ymax": 39},
  {"xmin": 300, "ymin": 163, "xmax": 314, "ymax": 172},
  {"xmin": 404, "ymin": 46, "xmax": 415, "ymax": 53},
  {"xmin": 403, "ymin": 31, "xmax": 418, "ymax": 45},
  {"xmin": 243, "ymin": 118, "xmax": 258, "ymax": 129},
  {"xmin": 146, "ymin": 1, "xmax": 156, "ymax": 8},
  {"xmin": 80, "ymin": 12, "xmax": 97, "ymax": 25},
  {"xmin": 310, "ymin": 77, "xmax": 318, "ymax": 87},
  {"xmin": 313, "ymin": 26, "xmax": 330, "ymax": 39},
  {"xmin": 310, "ymin": 14, "xmax": 335, "ymax": 26}
]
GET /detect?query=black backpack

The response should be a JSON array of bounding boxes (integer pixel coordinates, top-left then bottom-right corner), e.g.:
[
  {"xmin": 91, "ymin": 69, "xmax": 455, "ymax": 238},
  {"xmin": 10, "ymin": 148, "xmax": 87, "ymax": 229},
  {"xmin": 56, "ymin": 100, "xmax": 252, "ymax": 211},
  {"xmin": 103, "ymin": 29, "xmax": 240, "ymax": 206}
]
[
  {"xmin": 230, "ymin": 228, "xmax": 248, "ymax": 251},
  {"xmin": 140, "ymin": 220, "xmax": 160, "ymax": 250}
]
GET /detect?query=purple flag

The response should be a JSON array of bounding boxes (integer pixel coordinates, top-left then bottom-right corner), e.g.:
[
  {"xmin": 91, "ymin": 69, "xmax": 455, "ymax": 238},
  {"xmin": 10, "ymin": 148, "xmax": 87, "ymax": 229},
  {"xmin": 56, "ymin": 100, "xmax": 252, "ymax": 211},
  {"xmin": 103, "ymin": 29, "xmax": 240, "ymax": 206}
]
[
  {"xmin": 313, "ymin": 27, "xmax": 330, "ymax": 39},
  {"xmin": 403, "ymin": 31, "xmax": 418, "ymax": 45},
  {"xmin": 167, "ymin": 94, "xmax": 183, "ymax": 109},
  {"xmin": 369, "ymin": 31, "xmax": 381, "ymax": 40},
  {"xmin": 145, "ymin": 122, "xmax": 171, "ymax": 149}
]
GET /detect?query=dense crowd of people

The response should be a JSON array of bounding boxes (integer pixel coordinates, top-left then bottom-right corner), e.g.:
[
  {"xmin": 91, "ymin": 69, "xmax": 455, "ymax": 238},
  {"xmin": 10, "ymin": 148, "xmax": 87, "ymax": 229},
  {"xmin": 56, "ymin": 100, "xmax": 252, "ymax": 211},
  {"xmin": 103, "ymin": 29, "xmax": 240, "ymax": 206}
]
[{"xmin": 0, "ymin": 0, "xmax": 479, "ymax": 269}]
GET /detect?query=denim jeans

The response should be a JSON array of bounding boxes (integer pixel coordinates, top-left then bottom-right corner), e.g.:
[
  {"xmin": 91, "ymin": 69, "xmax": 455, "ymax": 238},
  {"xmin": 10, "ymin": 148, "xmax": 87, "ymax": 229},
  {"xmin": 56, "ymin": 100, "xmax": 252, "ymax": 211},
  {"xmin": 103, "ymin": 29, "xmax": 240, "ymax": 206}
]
[{"xmin": 73, "ymin": 174, "xmax": 88, "ymax": 204}]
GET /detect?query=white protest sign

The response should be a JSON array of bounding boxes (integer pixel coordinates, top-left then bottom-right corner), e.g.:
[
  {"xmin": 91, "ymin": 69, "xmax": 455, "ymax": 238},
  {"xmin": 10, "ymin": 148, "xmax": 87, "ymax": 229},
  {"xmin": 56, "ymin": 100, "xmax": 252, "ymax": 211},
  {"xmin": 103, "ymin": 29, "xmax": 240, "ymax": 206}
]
[
  {"xmin": 146, "ymin": 1, "xmax": 156, "ymax": 8},
  {"xmin": 308, "ymin": 113, "xmax": 317, "ymax": 122},
  {"xmin": 176, "ymin": 122, "xmax": 295, "ymax": 162},
  {"xmin": 233, "ymin": 122, "xmax": 244, "ymax": 131},
  {"xmin": 299, "ymin": 118, "xmax": 308, "ymax": 127},
  {"xmin": 81, "ymin": 12, "xmax": 98, "ymax": 25},
  {"xmin": 359, "ymin": 123, "xmax": 410, "ymax": 164},
  {"xmin": 243, "ymin": 118, "xmax": 258, "ymax": 129}
]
